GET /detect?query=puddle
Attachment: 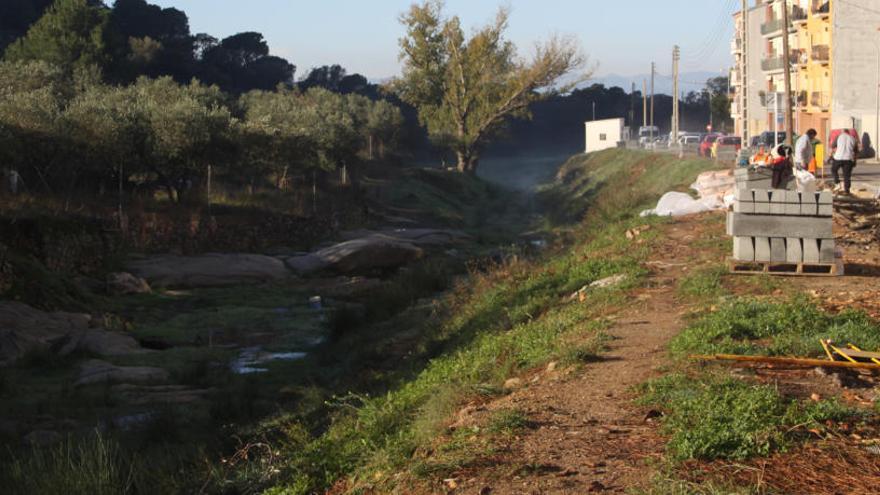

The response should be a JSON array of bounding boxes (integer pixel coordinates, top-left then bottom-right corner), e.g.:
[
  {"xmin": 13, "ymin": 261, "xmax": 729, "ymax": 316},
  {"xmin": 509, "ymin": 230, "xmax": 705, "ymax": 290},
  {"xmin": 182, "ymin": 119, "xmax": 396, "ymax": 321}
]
[{"xmin": 231, "ymin": 347, "xmax": 307, "ymax": 375}]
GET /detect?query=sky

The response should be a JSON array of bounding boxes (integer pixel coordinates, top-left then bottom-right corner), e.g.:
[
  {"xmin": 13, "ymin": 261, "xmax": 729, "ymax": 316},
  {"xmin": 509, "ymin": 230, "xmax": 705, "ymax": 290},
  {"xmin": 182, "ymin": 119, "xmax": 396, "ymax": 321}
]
[{"xmin": 149, "ymin": 0, "xmax": 738, "ymax": 82}]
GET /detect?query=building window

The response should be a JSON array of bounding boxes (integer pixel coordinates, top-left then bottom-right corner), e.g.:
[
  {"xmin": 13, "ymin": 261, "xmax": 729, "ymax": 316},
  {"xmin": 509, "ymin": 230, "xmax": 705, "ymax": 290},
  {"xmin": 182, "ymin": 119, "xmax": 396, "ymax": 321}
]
[{"xmin": 599, "ymin": 133, "xmax": 607, "ymax": 141}]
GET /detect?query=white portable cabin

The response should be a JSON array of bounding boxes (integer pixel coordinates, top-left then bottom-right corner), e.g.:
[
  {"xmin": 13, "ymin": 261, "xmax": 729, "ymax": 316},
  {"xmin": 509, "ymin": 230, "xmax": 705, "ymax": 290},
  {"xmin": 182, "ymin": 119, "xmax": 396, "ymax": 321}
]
[{"xmin": 584, "ymin": 118, "xmax": 625, "ymax": 153}]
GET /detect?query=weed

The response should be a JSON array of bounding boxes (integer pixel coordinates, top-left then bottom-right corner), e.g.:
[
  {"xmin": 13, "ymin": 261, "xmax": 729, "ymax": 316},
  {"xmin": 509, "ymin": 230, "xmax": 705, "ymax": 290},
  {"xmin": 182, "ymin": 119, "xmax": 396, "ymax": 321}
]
[
  {"xmin": 670, "ymin": 297, "xmax": 880, "ymax": 358},
  {"xmin": 1, "ymin": 432, "xmax": 131, "ymax": 495},
  {"xmin": 677, "ymin": 264, "xmax": 728, "ymax": 300},
  {"xmin": 487, "ymin": 409, "xmax": 529, "ymax": 434},
  {"xmin": 561, "ymin": 332, "xmax": 612, "ymax": 365},
  {"xmin": 639, "ymin": 373, "xmax": 866, "ymax": 462}
]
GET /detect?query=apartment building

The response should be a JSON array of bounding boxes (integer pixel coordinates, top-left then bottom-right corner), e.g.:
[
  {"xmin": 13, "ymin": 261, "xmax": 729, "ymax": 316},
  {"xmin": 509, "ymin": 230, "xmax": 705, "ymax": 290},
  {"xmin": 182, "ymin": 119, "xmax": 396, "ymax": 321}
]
[
  {"xmin": 731, "ymin": 4, "xmax": 769, "ymax": 140},
  {"xmin": 733, "ymin": 0, "xmax": 880, "ymax": 147}
]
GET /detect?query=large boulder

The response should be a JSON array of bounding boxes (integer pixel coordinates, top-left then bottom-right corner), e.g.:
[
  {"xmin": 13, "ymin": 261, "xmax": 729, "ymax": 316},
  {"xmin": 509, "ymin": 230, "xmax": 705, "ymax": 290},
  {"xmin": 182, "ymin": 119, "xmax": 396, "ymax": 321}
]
[
  {"xmin": 285, "ymin": 238, "xmax": 423, "ymax": 276},
  {"xmin": 127, "ymin": 253, "xmax": 289, "ymax": 289},
  {"xmin": 339, "ymin": 228, "xmax": 471, "ymax": 247},
  {"xmin": 74, "ymin": 359, "xmax": 169, "ymax": 387},
  {"xmin": 0, "ymin": 301, "xmax": 143, "ymax": 366}
]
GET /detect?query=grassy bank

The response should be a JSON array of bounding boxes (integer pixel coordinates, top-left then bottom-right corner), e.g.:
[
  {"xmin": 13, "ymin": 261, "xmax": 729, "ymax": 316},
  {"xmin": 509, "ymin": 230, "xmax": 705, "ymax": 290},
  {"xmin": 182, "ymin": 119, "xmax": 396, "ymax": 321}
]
[
  {"xmin": 2, "ymin": 149, "xmax": 721, "ymax": 494},
  {"xmin": 236, "ymin": 149, "xmax": 719, "ymax": 494}
]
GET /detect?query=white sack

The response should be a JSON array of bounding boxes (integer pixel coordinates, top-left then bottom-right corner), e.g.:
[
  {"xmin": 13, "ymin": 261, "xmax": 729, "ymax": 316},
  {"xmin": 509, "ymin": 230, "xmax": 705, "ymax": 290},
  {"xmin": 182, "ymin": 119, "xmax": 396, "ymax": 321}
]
[{"xmin": 640, "ymin": 191, "xmax": 719, "ymax": 217}]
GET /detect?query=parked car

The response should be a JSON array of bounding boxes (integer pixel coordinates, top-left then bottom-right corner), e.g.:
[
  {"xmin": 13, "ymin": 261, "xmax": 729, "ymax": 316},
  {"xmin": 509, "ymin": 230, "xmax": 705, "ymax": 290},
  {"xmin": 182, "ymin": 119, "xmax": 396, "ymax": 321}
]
[
  {"xmin": 712, "ymin": 136, "xmax": 742, "ymax": 158},
  {"xmin": 699, "ymin": 134, "xmax": 724, "ymax": 157},
  {"xmin": 678, "ymin": 134, "xmax": 701, "ymax": 146},
  {"xmin": 757, "ymin": 131, "xmax": 787, "ymax": 149}
]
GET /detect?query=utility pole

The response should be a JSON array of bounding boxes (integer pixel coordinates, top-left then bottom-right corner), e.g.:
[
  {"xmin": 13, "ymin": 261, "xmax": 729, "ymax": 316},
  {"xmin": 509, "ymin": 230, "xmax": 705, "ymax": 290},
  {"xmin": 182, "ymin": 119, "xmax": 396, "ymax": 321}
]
[
  {"xmin": 650, "ymin": 62, "xmax": 655, "ymax": 141},
  {"xmin": 672, "ymin": 46, "xmax": 680, "ymax": 140},
  {"xmin": 781, "ymin": 0, "xmax": 794, "ymax": 146},
  {"xmin": 741, "ymin": 0, "xmax": 749, "ymax": 146},
  {"xmin": 643, "ymin": 79, "xmax": 647, "ymax": 129},
  {"xmin": 592, "ymin": 101, "xmax": 596, "ymax": 121},
  {"xmin": 630, "ymin": 82, "xmax": 636, "ymax": 128}
]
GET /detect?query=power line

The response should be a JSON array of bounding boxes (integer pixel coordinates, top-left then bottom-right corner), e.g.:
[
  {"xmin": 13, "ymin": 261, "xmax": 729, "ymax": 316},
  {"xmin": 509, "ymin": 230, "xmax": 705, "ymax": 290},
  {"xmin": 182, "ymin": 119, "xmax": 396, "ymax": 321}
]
[{"xmin": 682, "ymin": 0, "xmax": 738, "ymax": 63}]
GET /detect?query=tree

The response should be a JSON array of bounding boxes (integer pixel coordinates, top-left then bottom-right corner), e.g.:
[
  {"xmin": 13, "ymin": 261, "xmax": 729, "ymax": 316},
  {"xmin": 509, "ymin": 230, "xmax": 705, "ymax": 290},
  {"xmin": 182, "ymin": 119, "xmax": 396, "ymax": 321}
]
[
  {"xmin": 396, "ymin": 1, "xmax": 585, "ymax": 173},
  {"xmin": 108, "ymin": 0, "xmax": 196, "ymax": 82},
  {"xmin": 705, "ymin": 76, "xmax": 732, "ymax": 132},
  {"xmin": 4, "ymin": 0, "xmax": 109, "ymax": 74},
  {"xmin": 199, "ymin": 32, "xmax": 295, "ymax": 93},
  {"xmin": 132, "ymin": 77, "xmax": 234, "ymax": 201}
]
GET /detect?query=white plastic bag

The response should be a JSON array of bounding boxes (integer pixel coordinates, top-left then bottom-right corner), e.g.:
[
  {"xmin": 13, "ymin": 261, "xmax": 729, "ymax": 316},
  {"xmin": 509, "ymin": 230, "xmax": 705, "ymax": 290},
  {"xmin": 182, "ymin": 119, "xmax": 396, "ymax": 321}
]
[
  {"xmin": 640, "ymin": 192, "xmax": 718, "ymax": 217},
  {"xmin": 794, "ymin": 168, "xmax": 816, "ymax": 194}
]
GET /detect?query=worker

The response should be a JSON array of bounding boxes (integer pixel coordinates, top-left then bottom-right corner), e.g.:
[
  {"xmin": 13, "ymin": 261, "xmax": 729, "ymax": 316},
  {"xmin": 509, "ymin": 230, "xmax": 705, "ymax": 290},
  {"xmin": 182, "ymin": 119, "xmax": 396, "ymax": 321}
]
[
  {"xmin": 752, "ymin": 146, "xmax": 769, "ymax": 165},
  {"xmin": 832, "ymin": 130, "xmax": 858, "ymax": 195},
  {"xmin": 794, "ymin": 128, "xmax": 817, "ymax": 170},
  {"xmin": 771, "ymin": 144, "xmax": 793, "ymax": 189}
]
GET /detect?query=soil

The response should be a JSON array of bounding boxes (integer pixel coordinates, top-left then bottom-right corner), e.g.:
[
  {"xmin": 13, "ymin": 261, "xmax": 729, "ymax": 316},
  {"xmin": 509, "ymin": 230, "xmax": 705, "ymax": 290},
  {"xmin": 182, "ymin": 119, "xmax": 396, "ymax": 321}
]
[{"xmin": 405, "ymin": 210, "xmax": 880, "ymax": 495}]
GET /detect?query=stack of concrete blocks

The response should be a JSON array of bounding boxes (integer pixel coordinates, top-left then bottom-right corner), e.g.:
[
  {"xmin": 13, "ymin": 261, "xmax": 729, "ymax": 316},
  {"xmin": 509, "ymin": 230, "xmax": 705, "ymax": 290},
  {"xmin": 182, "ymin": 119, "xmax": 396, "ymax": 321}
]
[
  {"xmin": 728, "ymin": 189, "xmax": 835, "ymax": 264},
  {"xmin": 733, "ymin": 166, "xmax": 794, "ymax": 191}
]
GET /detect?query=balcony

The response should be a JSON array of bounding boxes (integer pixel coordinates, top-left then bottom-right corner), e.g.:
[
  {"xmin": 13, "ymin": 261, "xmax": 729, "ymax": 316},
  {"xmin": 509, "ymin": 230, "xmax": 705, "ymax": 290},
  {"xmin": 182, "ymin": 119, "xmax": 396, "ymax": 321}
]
[
  {"xmin": 810, "ymin": 91, "xmax": 830, "ymax": 110},
  {"xmin": 762, "ymin": 18, "xmax": 785, "ymax": 36},
  {"xmin": 731, "ymin": 38, "xmax": 743, "ymax": 54},
  {"xmin": 812, "ymin": 1, "xmax": 830, "ymax": 18},
  {"xmin": 811, "ymin": 44, "xmax": 830, "ymax": 64},
  {"xmin": 791, "ymin": 5, "xmax": 808, "ymax": 23},
  {"xmin": 793, "ymin": 49, "xmax": 808, "ymax": 66},
  {"xmin": 762, "ymin": 56, "xmax": 785, "ymax": 72}
]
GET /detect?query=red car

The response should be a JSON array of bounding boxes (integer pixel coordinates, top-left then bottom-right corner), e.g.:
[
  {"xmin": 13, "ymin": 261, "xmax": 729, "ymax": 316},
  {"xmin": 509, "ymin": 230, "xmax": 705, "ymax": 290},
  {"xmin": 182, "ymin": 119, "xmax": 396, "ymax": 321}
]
[
  {"xmin": 828, "ymin": 128, "xmax": 860, "ymax": 160},
  {"xmin": 714, "ymin": 136, "xmax": 742, "ymax": 156},
  {"xmin": 699, "ymin": 134, "xmax": 724, "ymax": 157}
]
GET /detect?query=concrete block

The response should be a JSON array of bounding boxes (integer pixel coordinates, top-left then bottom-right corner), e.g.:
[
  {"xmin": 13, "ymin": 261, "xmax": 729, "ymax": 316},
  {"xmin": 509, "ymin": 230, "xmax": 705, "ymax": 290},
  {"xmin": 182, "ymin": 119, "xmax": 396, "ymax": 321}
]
[
  {"xmin": 820, "ymin": 239, "xmax": 835, "ymax": 263},
  {"xmin": 770, "ymin": 238, "xmax": 786, "ymax": 261},
  {"xmin": 818, "ymin": 203, "xmax": 833, "ymax": 217},
  {"xmin": 786, "ymin": 237, "xmax": 803, "ymax": 263},
  {"xmin": 770, "ymin": 190, "xmax": 786, "ymax": 215},
  {"xmin": 734, "ymin": 188, "xmax": 753, "ymax": 201},
  {"xmin": 817, "ymin": 191, "xmax": 833, "ymax": 205},
  {"xmin": 800, "ymin": 193, "xmax": 818, "ymax": 216},
  {"xmin": 734, "ymin": 200, "xmax": 755, "ymax": 214},
  {"xmin": 753, "ymin": 190, "xmax": 771, "ymax": 214},
  {"xmin": 803, "ymin": 239, "xmax": 820, "ymax": 263},
  {"xmin": 726, "ymin": 211, "xmax": 733, "ymax": 236},
  {"xmin": 733, "ymin": 236, "xmax": 755, "ymax": 261},
  {"xmin": 728, "ymin": 213, "xmax": 833, "ymax": 239},
  {"xmin": 755, "ymin": 237, "xmax": 771, "ymax": 262},
  {"xmin": 785, "ymin": 191, "xmax": 802, "ymax": 216}
]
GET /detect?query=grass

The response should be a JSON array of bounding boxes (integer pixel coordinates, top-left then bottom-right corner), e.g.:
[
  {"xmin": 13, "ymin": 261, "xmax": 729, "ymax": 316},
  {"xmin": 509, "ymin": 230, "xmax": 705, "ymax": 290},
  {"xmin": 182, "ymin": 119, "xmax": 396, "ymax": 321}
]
[
  {"xmin": 669, "ymin": 296, "xmax": 880, "ymax": 358},
  {"xmin": 233, "ymin": 149, "xmax": 720, "ymax": 494},
  {"xmin": 677, "ymin": 264, "xmax": 728, "ymax": 301},
  {"xmin": 638, "ymin": 372, "xmax": 863, "ymax": 461}
]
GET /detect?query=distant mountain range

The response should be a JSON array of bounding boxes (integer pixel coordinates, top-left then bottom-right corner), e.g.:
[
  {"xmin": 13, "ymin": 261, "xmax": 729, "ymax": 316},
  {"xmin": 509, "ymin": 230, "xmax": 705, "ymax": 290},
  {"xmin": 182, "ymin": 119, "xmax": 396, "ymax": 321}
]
[{"xmin": 585, "ymin": 72, "xmax": 722, "ymax": 96}]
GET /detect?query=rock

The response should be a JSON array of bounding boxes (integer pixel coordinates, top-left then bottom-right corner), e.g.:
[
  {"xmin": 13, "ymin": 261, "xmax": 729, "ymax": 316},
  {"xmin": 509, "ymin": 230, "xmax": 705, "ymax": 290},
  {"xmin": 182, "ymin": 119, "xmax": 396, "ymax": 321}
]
[
  {"xmin": 338, "ymin": 228, "xmax": 471, "ymax": 247},
  {"xmin": 284, "ymin": 254, "xmax": 331, "ymax": 275},
  {"xmin": 23, "ymin": 430, "xmax": 61, "ymax": 446},
  {"xmin": 810, "ymin": 393, "xmax": 822, "ymax": 402},
  {"xmin": 0, "ymin": 301, "xmax": 146, "ymax": 366},
  {"xmin": 74, "ymin": 359, "xmax": 169, "ymax": 387},
  {"xmin": 0, "ymin": 301, "xmax": 90, "ymax": 366},
  {"xmin": 546, "ymin": 361, "xmax": 558, "ymax": 372},
  {"xmin": 127, "ymin": 253, "xmax": 289, "ymax": 289},
  {"xmin": 503, "ymin": 378, "xmax": 524, "ymax": 391},
  {"xmin": 75, "ymin": 329, "xmax": 145, "ymax": 357},
  {"xmin": 111, "ymin": 384, "xmax": 213, "ymax": 406},
  {"xmin": 287, "ymin": 238, "xmax": 423, "ymax": 276},
  {"xmin": 106, "ymin": 272, "xmax": 151, "ymax": 295}
]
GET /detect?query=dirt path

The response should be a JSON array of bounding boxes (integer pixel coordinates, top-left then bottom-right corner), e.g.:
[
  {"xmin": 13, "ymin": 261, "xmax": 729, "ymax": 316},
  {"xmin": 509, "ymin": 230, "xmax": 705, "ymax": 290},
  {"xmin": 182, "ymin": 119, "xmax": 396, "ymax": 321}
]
[{"xmin": 419, "ymin": 219, "xmax": 715, "ymax": 495}]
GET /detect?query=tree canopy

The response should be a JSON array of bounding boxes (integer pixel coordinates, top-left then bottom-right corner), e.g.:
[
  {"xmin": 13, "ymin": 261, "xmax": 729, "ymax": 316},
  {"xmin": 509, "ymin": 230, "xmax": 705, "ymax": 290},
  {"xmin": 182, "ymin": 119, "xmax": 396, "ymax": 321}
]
[
  {"xmin": 4, "ymin": 0, "xmax": 109, "ymax": 74},
  {"xmin": 395, "ymin": 0, "xmax": 586, "ymax": 173}
]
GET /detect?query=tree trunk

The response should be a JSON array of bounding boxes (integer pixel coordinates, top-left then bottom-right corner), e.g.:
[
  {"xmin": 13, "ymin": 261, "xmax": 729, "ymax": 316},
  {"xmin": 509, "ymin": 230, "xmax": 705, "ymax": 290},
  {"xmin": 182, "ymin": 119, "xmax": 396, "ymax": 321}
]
[{"xmin": 456, "ymin": 150, "xmax": 479, "ymax": 174}]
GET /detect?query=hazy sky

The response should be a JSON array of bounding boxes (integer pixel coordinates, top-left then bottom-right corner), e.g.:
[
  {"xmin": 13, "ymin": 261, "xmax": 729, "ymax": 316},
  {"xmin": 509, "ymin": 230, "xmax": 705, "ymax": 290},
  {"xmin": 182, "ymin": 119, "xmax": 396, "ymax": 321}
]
[{"xmin": 150, "ymin": 0, "xmax": 737, "ymax": 81}]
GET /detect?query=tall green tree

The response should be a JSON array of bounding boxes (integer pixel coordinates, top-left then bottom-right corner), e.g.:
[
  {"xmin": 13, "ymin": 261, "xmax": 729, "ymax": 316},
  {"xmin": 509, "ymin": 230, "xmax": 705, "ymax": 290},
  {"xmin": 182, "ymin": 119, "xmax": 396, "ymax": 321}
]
[
  {"xmin": 4, "ymin": 0, "xmax": 110, "ymax": 74},
  {"xmin": 396, "ymin": 0, "xmax": 586, "ymax": 173}
]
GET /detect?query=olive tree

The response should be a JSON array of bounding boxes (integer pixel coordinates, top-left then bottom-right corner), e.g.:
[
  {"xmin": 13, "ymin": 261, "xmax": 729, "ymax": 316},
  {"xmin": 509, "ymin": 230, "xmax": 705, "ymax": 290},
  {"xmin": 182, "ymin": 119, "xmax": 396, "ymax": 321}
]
[
  {"xmin": 396, "ymin": 0, "xmax": 587, "ymax": 173},
  {"xmin": 132, "ymin": 77, "xmax": 233, "ymax": 201}
]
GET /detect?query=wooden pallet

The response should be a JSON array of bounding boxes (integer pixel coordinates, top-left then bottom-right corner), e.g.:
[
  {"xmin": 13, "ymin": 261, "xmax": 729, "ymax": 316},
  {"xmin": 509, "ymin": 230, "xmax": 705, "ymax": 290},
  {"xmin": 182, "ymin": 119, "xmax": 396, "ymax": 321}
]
[{"xmin": 728, "ymin": 258, "xmax": 844, "ymax": 277}]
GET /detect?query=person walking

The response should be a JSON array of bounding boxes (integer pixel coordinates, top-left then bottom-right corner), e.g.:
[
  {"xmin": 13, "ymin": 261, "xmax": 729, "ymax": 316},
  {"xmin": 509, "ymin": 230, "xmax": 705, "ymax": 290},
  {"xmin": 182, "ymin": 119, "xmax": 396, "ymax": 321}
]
[
  {"xmin": 794, "ymin": 128, "xmax": 817, "ymax": 170},
  {"xmin": 832, "ymin": 130, "xmax": 858, "ymax": 194}
]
